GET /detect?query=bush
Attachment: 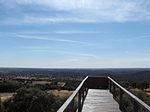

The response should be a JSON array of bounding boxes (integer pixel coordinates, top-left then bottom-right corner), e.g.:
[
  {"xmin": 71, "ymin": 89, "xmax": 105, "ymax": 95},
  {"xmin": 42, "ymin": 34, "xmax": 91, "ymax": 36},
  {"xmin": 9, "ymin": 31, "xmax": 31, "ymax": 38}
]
[
  {"xmin": 3, "ymin": 87, "xmax": 65, "ymax": 112},
  {"xmin": 130, "ymin": 89, "xmax": 150, "ymax": 106},
  {"xmin": 0, "ymin": 97, "xmax": 3, "ymax": 112},
  {"xmin": 0, "ymin": 80, "xmax": 22, "ymax": 92}
]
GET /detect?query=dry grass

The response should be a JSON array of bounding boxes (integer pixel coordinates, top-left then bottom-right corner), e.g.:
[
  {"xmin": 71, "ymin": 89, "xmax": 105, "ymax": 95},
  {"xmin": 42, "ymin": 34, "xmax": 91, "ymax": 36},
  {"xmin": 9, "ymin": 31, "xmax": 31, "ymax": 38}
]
[
  {"xmin": 32, "ymin": 81, "xmax": 51, "ymax": 85},
  {"xmin": 131, "ymin": 87, "xmax": 150, "ymax": 96},
  {"xmin": 0, "ymin": 90, "xmax": 73, "ymax": 102},
  {"xmin": 0, "ymin": 93, "xmax": 14, "ymax": 102},
  {"xmin": 47, "ymin": 90, "xmax": 73, "ymax": 97},
  {"xmin": 145, "ymin": 86, "xmax": 150, "ymax": 96}
]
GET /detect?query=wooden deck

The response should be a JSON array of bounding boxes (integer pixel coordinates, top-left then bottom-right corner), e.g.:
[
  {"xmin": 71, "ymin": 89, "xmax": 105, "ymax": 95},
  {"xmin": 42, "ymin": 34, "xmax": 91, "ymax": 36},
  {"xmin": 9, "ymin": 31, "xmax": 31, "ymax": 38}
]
[
  {"xmin": 82, "ymin": 89, "xmax": 121, "ymax": 112},
  {"xmin": 58, "ymin": 77, "xmax": 150, "ymax": 112}
]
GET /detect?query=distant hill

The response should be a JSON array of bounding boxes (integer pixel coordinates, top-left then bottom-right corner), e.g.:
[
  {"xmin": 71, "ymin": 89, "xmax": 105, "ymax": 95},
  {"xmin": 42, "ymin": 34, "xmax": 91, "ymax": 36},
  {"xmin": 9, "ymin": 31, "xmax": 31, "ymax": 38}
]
[
  {"xmin": 0, "ymin": 68, "xmax": 150, "ymax": 82},
  {"xmin": 122, "ymin": 71, "xmax": 150, "ymax": 82}
]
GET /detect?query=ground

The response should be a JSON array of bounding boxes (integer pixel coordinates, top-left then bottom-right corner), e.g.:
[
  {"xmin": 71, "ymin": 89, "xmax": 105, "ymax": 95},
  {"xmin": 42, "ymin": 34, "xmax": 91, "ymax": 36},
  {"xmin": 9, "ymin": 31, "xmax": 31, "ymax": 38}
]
[
  {"xmin": 0, "ymin": 93, "xmax": 14, "ymax": 102},
  {"xmin": 0, "ymin": 90, "xmax": 73, "ymax": 102},
  {"xmin": 47, "ymin": 90, "xmax": 73, "ymax": 97}
]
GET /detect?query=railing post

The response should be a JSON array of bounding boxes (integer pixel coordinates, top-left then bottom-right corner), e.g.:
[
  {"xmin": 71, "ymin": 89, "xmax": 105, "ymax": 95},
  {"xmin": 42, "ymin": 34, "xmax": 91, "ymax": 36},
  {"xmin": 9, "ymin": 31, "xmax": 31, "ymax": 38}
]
[
  {"xmin": 82, "ymin": 88, "xmax": 84, "ymax": 99},
  {"xmin": 133, "ymin": 101, "xmax": 138, "ymax": 112},
  {"xmin": 78, "ymin": 90, "xmax": 82, "ymax": 112},
  {"xmin": 119, "ymin": 88, "xmax": 123, "ymax": 110},
  {"xmin": 81, "ymin": 88, "xmax": 85, "ymax": 108},
  {"xmin": 83, "ymin": 87, "xmax": 86, "ymax": 101},
  {"xmin": 69, "ymin": 99, "xmax": 75, "ymax": 112},
  {"xmin": 0, "ymin": 97, "xmax": 2, "ymax": 112},
  {"xmin": 85, "ymin": 81, "xmax": 88, "ymax": 97},
  {"xmin": 109, "ymin": 80, "xmax": 112, "ymax": 93},
  {"xmin": 85, "ymin": 87, "xmax": 88, "ymax": 96},
  {"xmin": 113, "ymin": 83, "xmax": 116, "ymax": 98}
]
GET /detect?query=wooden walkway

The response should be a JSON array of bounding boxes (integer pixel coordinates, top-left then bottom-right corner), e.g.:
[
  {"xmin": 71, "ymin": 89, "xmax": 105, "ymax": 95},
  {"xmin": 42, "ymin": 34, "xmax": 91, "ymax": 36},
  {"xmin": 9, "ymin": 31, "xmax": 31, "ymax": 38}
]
[{"xmin": 82, "ymin": 89, "xmax": 121, "ymax": 112}]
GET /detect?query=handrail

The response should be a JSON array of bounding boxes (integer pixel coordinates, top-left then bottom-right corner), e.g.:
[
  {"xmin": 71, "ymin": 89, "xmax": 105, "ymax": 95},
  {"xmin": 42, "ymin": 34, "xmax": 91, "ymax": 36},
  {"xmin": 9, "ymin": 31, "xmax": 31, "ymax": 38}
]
[
  {"xmin": 57, "ymin": 76, "xmax": 88, "ymax": 112},
  {"xmin": 108, "ymin": 77, "xmax": 150, "ymax": 112},
  {"xmin": 58, "ymin": 76, "xmax": 150, "ymax": 112}
]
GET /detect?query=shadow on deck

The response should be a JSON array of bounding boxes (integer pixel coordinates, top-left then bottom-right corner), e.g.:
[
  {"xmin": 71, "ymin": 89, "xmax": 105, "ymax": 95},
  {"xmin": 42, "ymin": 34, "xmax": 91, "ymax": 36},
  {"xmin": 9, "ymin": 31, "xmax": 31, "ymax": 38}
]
[{"xmin": 57, "ymin": 76, "xmax": 150, "ymax": 112}]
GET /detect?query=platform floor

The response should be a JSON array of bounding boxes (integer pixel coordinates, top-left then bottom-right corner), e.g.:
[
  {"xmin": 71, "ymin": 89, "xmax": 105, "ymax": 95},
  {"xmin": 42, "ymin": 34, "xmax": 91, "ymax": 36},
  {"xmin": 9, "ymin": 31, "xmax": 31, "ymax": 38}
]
[{"xmin": 82, "ymin": 89, "xmax": 121, "ymax": 112}]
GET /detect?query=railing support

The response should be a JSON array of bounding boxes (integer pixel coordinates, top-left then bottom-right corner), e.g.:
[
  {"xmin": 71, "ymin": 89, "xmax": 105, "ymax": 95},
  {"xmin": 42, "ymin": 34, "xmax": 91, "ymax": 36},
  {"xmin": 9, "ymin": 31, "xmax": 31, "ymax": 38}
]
[
  {"xmin": 85, "ymin": 87, "xmax": 88, "ymax": 97},
  {"xmin": 58, "ymin": 76, "xmax": 150, "ymax": 112},
  {"xmin": 69, "ymin": 99, "xmax": 75, "ymax": 112},
  {"xmin": 83, "ymin": 87, "xmax": 86, "ymax": 101},
  {"xmin": 119, "ymin": 88, "xmax": 123, "ymax": 110},
  {"xmin": 109, "ymin": 80, "xmax": 112, "ymax": 93},
  {"xmin": 133, "ymin": 101, "xmax": 138, "ymax": 112},
  {"xmin": 78, "ymin": 90, "xmax": 82, "ymax": 112},
  {"xmin": 113, "ymin": 83, "xmax": 116, "ymax": 98}
]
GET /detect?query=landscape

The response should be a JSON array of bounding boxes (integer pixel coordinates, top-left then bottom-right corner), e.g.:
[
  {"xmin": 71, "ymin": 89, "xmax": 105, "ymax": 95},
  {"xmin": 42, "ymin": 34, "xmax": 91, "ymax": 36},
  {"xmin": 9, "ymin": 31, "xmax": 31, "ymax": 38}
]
[
  {"xmin": 1, "ymin": 0, "xmax": 150, "ymax": 112},
  {"xmin": 0, "ymin": 68, "xmax": 150, "ymax": 112}
]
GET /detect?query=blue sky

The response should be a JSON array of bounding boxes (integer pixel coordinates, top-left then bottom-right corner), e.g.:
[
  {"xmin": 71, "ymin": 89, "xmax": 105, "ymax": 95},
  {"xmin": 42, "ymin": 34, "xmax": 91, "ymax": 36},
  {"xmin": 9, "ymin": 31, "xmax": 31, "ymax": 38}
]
[{"xmin": 0, "ymin": 0, "xmax": 150, "ymax": 68}]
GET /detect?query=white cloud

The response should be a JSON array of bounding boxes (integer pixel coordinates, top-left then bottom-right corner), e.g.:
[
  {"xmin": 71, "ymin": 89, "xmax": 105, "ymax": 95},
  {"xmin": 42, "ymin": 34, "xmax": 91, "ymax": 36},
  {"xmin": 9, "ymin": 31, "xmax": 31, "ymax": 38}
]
[
  {"xmin": 54, "ymin": 30, "xmax": 100, "ymax": 34},
  {"xmin": 21, "ymin": 46, "xmax": 51, "ymax": 50},
  {"xmin": 0, "ymin": 30, "xmax": 100, "ymax": 35},
  {"xmin": 20, "ymin": 46, "xmax": 98, "ymax": 59},
  {"xmin": 1, "ymin": 0, "xmax": 150, "ymax": 24},
  {"xmin": 15, "ymin": 34, "xmax": 92, "ymax": 45},
  {"xmin": 22, "ymin": 16, "xmax": 96, "ymax": 24}
]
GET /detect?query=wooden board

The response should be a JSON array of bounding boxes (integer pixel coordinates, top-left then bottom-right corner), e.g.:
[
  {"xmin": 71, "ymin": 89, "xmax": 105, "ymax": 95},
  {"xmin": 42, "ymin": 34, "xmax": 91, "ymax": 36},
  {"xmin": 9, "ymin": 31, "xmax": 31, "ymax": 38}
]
[{"xmin": 82, "ymin": 89, "xmax": 121, "ymax": 112}]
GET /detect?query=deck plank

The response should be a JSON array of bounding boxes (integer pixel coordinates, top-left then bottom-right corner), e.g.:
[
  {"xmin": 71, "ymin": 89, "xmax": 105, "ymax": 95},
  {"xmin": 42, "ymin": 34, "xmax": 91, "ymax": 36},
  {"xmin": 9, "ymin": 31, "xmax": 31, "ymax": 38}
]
[{"xmin": 82, "ymin": 89, "xmax": 121, "ymax": 112}]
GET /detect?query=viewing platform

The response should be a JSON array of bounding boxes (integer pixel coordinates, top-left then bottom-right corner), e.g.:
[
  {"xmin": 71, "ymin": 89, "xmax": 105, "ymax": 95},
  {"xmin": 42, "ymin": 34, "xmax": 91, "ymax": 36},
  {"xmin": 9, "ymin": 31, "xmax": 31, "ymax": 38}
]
[
  {"xmin": 58, "ymin": 76, "xmax": 150, "ymax": 112},
  {"xmin": 82, "ymin": 89, "xmax": 121, "ymax": 112}
]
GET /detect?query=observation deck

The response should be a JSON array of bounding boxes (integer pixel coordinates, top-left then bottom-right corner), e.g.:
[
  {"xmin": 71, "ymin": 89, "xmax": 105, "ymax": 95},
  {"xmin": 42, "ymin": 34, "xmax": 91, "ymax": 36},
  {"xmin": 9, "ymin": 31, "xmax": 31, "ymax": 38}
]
[{"xmin": 58, "ymin": 76, "xmax": 150, "ymax": 112}]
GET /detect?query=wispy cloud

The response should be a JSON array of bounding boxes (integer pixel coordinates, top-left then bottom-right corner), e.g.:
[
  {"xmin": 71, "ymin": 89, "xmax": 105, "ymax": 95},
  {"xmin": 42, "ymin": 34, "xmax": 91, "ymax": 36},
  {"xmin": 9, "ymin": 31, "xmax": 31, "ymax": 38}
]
[
  {"xmin": 1, "ymin": 0, "xmax": 150, "ymax": 25},
  {"xmin": 57, "ymin": 51, "xmax": 98, "ymax": 58},
  {"xmin": 21, "ymin": 16, "xmax": 100, "ymax": 24},
  {"xmin": 54, "ymin": 30, "xmax": 100, "ymax": 34},
  {"xmin": 0, "ymin": 30, "xmax": 100, "ymax": 36},
  {"xmin": 21, "ymin": 46, "xmax": 51, "ymax": 50},
  {"xmin": 21, "ymin": 46, "xmax": 97, "ymax": 58},
  {"xmin": 20, "ymin": 30, "xmax": 100, "ymax": 34},
  {"xmin": 15, "ymin": 34, "xmax": 92, "ymax": 46}
]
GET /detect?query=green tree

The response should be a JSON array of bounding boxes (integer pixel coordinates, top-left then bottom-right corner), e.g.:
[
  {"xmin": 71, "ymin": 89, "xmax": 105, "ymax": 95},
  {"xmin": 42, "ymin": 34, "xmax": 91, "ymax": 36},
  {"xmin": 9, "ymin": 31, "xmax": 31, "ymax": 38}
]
[
  {"xmin": 3, "ymin": 88, "xmax": 56, "ymax": 112},
  {"xmin": 131, "ymin": 89, "xmax": 150, "ymax": 106},
  {"xmin": 0, "ymin": 97, "xmax": 2, "ymax": 112}
]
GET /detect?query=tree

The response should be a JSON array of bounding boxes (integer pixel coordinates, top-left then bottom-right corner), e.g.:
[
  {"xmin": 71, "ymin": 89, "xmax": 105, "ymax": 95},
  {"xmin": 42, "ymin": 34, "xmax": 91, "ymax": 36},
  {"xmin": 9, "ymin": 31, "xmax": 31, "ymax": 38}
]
[
  {"xmin": 3, "ymin": 88, "xmax": 56, "ymax": 112},
  {"xmin": 0, "ymin": 97, "xmax": 2, "ymax": 112},
  {"xmin": 0, "ymin": 80, "xmax": 21, "ymax": 92}
]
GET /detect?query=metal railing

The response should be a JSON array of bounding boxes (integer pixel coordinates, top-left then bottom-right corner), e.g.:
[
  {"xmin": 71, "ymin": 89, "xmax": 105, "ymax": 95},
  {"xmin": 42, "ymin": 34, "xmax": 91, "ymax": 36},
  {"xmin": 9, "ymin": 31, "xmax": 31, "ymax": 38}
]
[
  {"xmin": 108, "ymin": 77, "xmax": 150, "ymax": 112},
  {"xmin": 58, "ymin": 76, "xmax": 150, "ymax": 112},
  {"xmin": 57, "ymin": 76, "xmax": 88, "ymax": 112}
]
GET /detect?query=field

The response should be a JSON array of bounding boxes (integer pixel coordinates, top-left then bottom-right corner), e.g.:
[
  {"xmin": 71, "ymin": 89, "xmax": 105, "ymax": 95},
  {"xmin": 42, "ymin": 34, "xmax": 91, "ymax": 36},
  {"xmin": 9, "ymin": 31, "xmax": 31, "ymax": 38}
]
[
  {"xmin": 0, "ymin": 90, "xmax": 73, "ymax": 102},
  {"xmin": 47, "ymin": 90, "xmax": 73, "ymax": 97},
  {"xmin": 0, "ymin": 93, "xmax": 14, "ymax": 102},
  {"xmin": 32, "ymin": 81, "xmax": 51, "ymax": 85},
  {"xmin": 145, "ymin": 86, "xmax": 150, "ymax": 95}
]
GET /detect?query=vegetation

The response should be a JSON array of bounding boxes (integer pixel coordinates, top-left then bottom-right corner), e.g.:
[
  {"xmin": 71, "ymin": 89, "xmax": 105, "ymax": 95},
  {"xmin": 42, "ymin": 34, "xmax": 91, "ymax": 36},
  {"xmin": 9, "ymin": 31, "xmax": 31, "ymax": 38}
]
[
  {"xmin": 0, "ymin": 75, "xmax": 81, "ymax": 112},
  {"xmin": 0, "ymin": 68, "xmax": 150, "ymax": 111},
  {"xmin": 0, "ymin": 80, "xmax": 22, "ymax": 92},
  {"xmin": 2, "ymin": 88, "xmax": 67, "ymax": 112},
  {"xmin": 0, "ymin": 97, "xmax": 2, "ymax": 112},
  {"xmin": 130, "ymin": 89, "xmax": 150, "ymax": 106}
]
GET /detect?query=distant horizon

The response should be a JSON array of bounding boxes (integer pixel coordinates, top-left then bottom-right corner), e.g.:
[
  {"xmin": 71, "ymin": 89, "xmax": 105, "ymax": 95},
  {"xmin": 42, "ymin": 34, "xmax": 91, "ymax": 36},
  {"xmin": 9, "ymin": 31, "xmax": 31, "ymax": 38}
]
[
  {"xmin": 1, "ymin": 0, "xmax": 150, "ymax": 68},
  {"xmin": 0, "ymin": 66, "xmax": 150, "ymax": 70}
]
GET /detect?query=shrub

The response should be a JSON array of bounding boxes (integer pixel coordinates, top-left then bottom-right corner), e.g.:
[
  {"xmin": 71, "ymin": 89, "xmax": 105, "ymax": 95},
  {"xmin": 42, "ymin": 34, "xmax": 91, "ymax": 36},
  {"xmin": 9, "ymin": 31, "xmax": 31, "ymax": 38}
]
[{"xmin": 3, "ymin": 87, "xmax": 63, "ymax": 112}]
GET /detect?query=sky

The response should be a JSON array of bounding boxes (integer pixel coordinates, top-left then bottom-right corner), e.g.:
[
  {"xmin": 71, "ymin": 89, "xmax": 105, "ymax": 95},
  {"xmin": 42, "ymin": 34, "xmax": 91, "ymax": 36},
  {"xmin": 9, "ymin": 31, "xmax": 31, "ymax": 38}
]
[{"xmin": 0, "ymin": 0, "xmax": 150, "ymax": 68}]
